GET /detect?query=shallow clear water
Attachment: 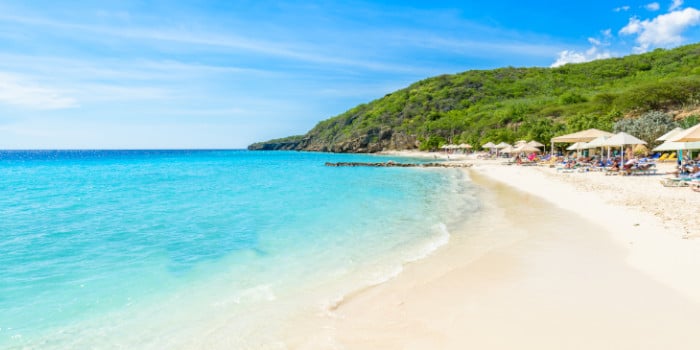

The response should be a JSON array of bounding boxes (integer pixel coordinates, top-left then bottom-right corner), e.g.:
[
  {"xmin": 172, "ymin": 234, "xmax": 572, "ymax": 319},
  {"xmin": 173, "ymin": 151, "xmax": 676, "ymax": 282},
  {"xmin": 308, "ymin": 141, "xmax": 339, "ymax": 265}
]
[{"xmin": 0, "ymin": 150, "xmax": 478, "ymax": 348}]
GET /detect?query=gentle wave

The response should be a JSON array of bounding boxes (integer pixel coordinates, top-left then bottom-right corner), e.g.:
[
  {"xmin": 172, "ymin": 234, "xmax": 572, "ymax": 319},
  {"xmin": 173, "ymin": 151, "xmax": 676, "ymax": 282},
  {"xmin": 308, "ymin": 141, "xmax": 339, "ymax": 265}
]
[
  {"xmin": 0, "ymin": 151, "xmax": 478, "ymax": 348},
  {"xmin": 322, "ymin": 222, "xmax": 452, "ymax": 315}
]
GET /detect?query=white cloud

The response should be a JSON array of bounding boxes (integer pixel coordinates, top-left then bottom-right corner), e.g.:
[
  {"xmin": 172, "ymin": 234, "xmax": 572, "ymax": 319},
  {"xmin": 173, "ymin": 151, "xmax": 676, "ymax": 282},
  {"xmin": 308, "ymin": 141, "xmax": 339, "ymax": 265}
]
[
  {"xmin": 614, "ymin": 6, "xmax": 631, "ymax": 12},
  {"xmin": 0, "ymin": 72, "xmax": 78, "ymax": 110},
  {"xmin": 620, "ymin": 7, "xmax": 700, "ymax": 52},
  {"xmin": 551, "ymin": 46, "xmax": 612, "ymax": 67},
  {"xmin": 670, "ymin": 0, "xmax": 684, "ymax": 11},
  {"xmin": 645, "ymin": 2, "xmax": 661, "ymax": 11},
  {"xmin": 588, "ymin": 37, "xmax": 602, "ymax": 46},
  {"xmin": 551, "ymin": 29, "xmax": 614, "ymax": 67}
]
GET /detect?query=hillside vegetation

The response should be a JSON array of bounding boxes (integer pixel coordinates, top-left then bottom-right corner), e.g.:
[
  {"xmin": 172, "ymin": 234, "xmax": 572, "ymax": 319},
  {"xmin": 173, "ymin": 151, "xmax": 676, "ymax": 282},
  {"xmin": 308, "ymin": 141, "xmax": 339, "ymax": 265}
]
[{"xmin": 249, "ymin": 43, "xmax": 700, "ymax": 152}]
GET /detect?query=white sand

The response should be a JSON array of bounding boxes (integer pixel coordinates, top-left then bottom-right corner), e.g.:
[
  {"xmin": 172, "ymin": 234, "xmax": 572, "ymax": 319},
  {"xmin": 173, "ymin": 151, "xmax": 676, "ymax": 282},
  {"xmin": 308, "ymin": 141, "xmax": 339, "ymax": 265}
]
[
  {"xmin": 285, "ymin": 151, "xmax": 700, "ymax": 349},
  {"xmin": 472, "ymin": 159, "xmax": 700, "ymax": 302}
]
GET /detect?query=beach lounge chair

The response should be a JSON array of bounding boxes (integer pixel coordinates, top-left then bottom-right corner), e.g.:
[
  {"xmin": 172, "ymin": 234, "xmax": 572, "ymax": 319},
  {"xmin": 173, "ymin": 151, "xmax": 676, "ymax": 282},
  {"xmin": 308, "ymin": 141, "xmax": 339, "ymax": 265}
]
[
  {"xmin": 658, "ymin": 153, "xmax": 669, "ymax": 162},
  {"xmin": 660, "ymin": 173, "xmax": 699, "ymax": 186}
]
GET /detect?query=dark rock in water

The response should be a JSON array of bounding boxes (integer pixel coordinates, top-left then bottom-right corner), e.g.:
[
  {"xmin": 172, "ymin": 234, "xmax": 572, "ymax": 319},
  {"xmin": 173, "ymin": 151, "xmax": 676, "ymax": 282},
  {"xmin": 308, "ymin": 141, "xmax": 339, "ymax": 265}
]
[
  {"xmin": 247, "ymin": 141, "xmax": 300, "ymax": 151},
  {"xmin": 324, "ymin": 161, "xmax": 472, "ymax": 168},
  {"xmin": 248, "ymin": 130, "xmax": 418, "ymax": 153},
  {"xmin": 247, "ymin": 135, "xmax": 305, "ymax": 151}
]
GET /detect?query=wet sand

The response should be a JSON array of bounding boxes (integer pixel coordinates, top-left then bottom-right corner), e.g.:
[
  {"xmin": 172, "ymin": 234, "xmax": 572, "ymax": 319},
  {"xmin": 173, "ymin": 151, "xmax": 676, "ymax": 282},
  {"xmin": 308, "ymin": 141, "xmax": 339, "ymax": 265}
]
[{"xmin": 285, "ymin": 170, "xmax": 700, "ymax": 349}]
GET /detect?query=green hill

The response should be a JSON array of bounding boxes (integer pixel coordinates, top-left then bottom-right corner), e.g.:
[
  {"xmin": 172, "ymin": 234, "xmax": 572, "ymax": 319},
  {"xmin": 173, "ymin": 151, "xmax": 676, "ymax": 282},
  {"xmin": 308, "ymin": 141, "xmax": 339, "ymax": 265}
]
[{"xmin": 249, "ymin": 43, "xmax": 700, "ymax": 152}]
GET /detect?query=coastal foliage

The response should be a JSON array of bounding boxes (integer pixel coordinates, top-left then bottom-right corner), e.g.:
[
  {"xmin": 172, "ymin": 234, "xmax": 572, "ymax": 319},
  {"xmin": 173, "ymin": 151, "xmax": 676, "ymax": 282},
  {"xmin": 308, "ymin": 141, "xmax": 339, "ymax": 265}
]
[
  {"xmin": 613, "ymin": 111, "xmax": 677, "ymax": 146},
  {"xmin": 255, "ymin": 43, "xmax": 700, "ymax": 152}
]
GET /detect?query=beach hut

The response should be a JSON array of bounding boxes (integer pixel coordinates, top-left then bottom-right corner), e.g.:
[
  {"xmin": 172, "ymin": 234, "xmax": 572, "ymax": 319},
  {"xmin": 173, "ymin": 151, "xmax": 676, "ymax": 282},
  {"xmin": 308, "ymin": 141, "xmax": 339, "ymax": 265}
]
[
  {"xmin": 602, "ymin": 132, "xmax": 646, "ymax": 162},
  {"xmin": 551, "ymin": 128, "xmax": 614, "ymax": 154}
]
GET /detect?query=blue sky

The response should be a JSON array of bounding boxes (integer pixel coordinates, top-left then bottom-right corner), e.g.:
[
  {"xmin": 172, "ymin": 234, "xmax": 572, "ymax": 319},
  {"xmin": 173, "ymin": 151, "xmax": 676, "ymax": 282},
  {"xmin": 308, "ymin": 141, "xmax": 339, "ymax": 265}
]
[{"xmin": 1, "ymin": 0, "xmax": 699, "ymax": 149}]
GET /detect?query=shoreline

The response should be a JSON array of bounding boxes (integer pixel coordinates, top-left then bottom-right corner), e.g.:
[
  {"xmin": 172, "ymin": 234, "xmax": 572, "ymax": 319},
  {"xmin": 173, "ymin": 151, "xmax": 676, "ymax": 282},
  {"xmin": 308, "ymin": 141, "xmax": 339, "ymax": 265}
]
[
  {"xmin": 471, "ymin": 159, "xmax": 700, "ymax": 303},
  {"xmin": 288, "ymin": 150, "xmax": 700, "ymax": 349}
]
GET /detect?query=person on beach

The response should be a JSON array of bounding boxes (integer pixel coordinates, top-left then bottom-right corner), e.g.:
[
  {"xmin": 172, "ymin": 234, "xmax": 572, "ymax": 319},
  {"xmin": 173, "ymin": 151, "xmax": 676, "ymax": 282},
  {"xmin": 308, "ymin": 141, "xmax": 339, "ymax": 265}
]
[
  {"xmin": 668, "ymin": 163, "xmax": 700, "ymax": 177},
  {"xmin": 610, "ymin": 159, "xmax": 621, "ymax": 172}
]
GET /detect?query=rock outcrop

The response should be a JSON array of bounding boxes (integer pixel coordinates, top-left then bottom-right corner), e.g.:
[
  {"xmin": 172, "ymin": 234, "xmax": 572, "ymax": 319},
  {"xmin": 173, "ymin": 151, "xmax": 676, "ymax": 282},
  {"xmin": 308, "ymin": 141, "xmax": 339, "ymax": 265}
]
[{"xmin": 248, "ymin": 129, "xmax": 419, "ymax": 153}]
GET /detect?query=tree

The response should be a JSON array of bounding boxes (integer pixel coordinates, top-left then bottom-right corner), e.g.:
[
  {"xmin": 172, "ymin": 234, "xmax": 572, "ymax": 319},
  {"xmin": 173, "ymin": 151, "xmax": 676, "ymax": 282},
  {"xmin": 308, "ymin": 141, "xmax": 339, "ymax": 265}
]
[
  {"xmin": 679, "ymin": 115, "xmax": 699, "ymax": 129},
  {"xmin": 613, "ymin": 111, "xmax": 677, "ymax": 146}
]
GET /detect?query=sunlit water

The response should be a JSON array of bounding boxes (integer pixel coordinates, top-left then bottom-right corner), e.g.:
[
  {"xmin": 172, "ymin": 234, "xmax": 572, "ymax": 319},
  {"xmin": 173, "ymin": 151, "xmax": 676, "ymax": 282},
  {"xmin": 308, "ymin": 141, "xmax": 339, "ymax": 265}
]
[{"xmin": 0, "ymin": 150, "xmax": 479, "ymax": 348}]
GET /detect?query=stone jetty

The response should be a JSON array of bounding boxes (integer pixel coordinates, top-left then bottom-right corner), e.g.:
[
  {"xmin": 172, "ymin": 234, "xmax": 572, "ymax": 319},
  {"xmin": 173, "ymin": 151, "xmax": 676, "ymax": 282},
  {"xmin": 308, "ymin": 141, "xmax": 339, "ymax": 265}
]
[{"xmin": 324, "ymin": 161, "xmax": 472, "ymax": 168}]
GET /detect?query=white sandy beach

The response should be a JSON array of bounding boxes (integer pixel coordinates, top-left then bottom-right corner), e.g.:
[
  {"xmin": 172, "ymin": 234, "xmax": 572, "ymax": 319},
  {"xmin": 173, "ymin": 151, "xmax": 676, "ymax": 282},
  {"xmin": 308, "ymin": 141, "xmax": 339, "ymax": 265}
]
[{"xmin": 285, "ymin": 151, "xmax": 700, "ymax": 349}]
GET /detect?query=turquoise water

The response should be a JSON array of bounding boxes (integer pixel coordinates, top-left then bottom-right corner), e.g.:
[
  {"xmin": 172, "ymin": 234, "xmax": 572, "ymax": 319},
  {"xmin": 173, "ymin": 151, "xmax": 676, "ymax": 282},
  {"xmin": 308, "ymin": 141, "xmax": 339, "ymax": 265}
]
[{"xmin": 0, "ymin": 150, "xmax": 478, "ymax": 348}]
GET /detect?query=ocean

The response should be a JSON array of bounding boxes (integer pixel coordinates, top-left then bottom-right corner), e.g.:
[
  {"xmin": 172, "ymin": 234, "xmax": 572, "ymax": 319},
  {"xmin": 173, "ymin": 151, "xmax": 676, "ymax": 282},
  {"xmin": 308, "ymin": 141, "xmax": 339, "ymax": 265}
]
[{"xmin": 0, "ymin": 150, "xmax": 479, "ymax": 348}]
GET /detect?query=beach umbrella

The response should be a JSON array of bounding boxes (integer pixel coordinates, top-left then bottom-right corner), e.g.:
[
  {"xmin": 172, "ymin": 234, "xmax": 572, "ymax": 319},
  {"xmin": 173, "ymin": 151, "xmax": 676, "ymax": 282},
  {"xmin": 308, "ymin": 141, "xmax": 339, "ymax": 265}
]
[
  {"xmin": 494, "ymin": 142, "xmax": 511, "ymax": 156},
  {"xmin": 653, "ymin": 140, "xmax": 700, "ymax": 151},
  {"xmin": 583, "ymin": 135, "xmax": 611, "ymax": 158},
  {"xmin": 482, "ymin": 141, "xmax": 496, "ymax": 149},
  {"xmin": 656, "ymin": 127, "xmax": 684, "ymax": 141},
  {"xmin": 514, "ymin": 139, "xmax": 528, "ymax": 146},
  {"xmin": 552, "ymin": 128, "xmax": 614, "ymax": 143},
  {"xmin": 566, "ymin": 142, "xmax": 586, "ymax": 151},
  {"xmin": 551, "ymin": 128, "xmax": 614, "ymax": 153},
  {"xmin": 671, "ymin": 123, "xmax": 700, "ymax": 142},
  {"xmin": 513, "ymin": 144, "xmax": 541, "ymax": 153},
  {"xmin": 526, "ymin": 140, "xmax": 545, "ymax": 148},
  {"xmin": 500, "ymin": 145, "xmax": 515, "ymax": 154},
  {"xmin": 458, "ymin": 143, "xmax": 472, "ymax": 149},
  {"xmin": 565, "ymin": 142, "xmax": 588, "ymax": 157},
  {"xmin": 654, "ymin": 140, "xmax": 700, "ymax": 161},
  {"xmin": 582, "ymin": 136, "xmax": 609, "ymax": 149},
  {"xmin": 603, "ymin": 132, "xmax": 646, "ymax": 146},
  {"xmin": 602, "ymin": 132, "xmax": 646, "ymax": 162}
]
